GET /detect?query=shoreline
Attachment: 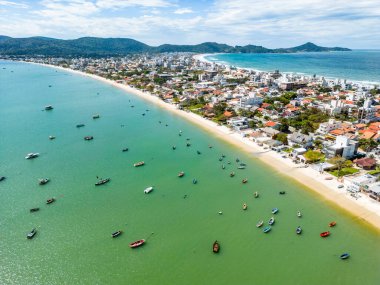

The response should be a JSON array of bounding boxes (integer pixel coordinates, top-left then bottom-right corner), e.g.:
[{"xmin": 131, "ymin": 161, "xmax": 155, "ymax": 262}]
[
  {"xmin": 27, "ymin": 61, "xmax": 380, "ymax": 232},
  {"xmin": 194, "ymin": 53, "xmax": 380, "ymax": 86}
]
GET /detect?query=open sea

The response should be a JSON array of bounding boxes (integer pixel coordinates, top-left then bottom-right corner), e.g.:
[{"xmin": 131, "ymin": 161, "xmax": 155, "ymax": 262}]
[
  {"xmin": 205, "ymin": 50, "xmax": 380, "ymax": 84},
  {"xmin": 1, "ymin": 61, "xmax": 380, "ymax": 285}
]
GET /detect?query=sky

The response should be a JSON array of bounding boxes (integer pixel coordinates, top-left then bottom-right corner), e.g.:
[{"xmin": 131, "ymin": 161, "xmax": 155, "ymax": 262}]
[{"xmin": 0, "ymin": 0, "xmax": 380, "ymax": 48}]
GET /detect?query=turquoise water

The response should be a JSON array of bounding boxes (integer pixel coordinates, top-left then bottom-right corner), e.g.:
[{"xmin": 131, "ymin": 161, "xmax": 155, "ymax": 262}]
[
  {"xmin": 1, "ymin": 61, "xmax": 380, "ymax": 285},
  {"xmin": 205, "ymin": 51, "xmax": 380, "ymax": 83}
]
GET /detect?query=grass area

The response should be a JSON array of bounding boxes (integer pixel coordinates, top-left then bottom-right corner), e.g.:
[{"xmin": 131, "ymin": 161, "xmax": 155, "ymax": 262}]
[
  {"xmin": 328, "ymin": 167, "xmax": 359, "ymax": 177},
  {"xmin": 368, "ymin": 169, "xmax": 380, "ymax": 175}
]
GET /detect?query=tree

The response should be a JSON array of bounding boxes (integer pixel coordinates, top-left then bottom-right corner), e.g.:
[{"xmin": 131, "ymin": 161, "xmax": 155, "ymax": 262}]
[
  {"xmin": 304, "ymin": 150, "xmax": 324, "ymax": 163},
  {"xmin": 328, "ymin": 156, "xmax": 352, "ymax": 177},
  {"xmin": 273, "ymin": 133, "xmax": 288, "ymax": 145}
]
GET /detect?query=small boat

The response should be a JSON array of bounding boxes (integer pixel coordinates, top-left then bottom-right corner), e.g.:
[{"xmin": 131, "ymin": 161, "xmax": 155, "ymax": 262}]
[
  {"xmin": 76, "ymin": 124, "xmax": 85, "ymax": 128},
  {"xmin": 325, "ymin": 177, "xmax": 333, "ymax": 180},
  {"xmin": 237, "ymin": 166, "xmax": 246, "ymax": 169},
  {"xmin": 45, "ymin": 105, "xmax": 53, "ymax": 110},
  {"xmin": 25, "ymin": 153, "xmax": 39, "ymax": 159},
  {"xmin": 272, "ymin": 208, "xmax": 279, "ymax": 214},
  {"xmin": 227, "ymin": 161, "xmax": 231, "ymax": 164},
  {"xmin": 239, "ymin": 163, "xmax": 246, "ymax": 167},
  {"xmin": 263, "ymin": 226, "xmax": 271, "ymax": 233},
  {"xmin": 329, "ymin": 221, "xmax": 337, "ymax": 227},
  {"xmin": 256, "ymin": 220, "xmax": 264, "ymax": 228},
  {"xmin": 254, "ymin": 192, "xmax": 259, "ymax": 198},
  {"xmin": 242, "ymin": 178, "xmax": 248, "ymax": 184},
  {"xmin": 49, "ymin": 135, "xmax": 56, "ymax": 140},
  {"xmin": 95, "ymin": 178, "xmax": 110, "ymax": 186},
  {"xmin": 27, "ymin": 228, "xmax": 37, "ymax": 239},
  {"xmin": 296, "ymin": 226, "xmax": 302, "ymax": 235},
  {"xmin": 186, "ymin": 138, "xmax": 191, "ymax": 141},
  {"xmin": 219, "ymin": 157, "xmax": 223, "ymax": 161},
  {"xmin": 134, "ymin": 161, "xmax": 145, "ymax": 167},
  {"xmin": 172, "ymin": 146, "xmax": 176, "ymax": 150},
  {"xmin": 297, "ymin": 211, "xmax": 302, "ymax": 217},
  {"xmin": 340, "ymin": 253, "xmax": 350, "ymax": 260},
  {"xmin": 230, "ymin": 172, "xmax": 235, "ymax": 177},
  {"xmin": 38, "ymin": 178, "xmax": 50, "ymax": 185},
  {"xmin": 213, "ymin": 240, "xmax": 220, "ymax": 253},
  {"xmin": 221, "ymin": 154, "xmax": 225, "ymax": 158},
  {"xmin": 208, "ymin": 145, "xmax": 213, "ymax": 149},
  {"xmin": 84, "ymin": 136, "xmax": 93, "ymax": 140},
  {"xmin": 46, "ymin": 198, "xmax": 55, "ymax": 204},
  {"xmin": 122, "ymin": 148, "xmax": 129, "ymax": 152},
  {"xmin": 142, "ymin": 113, "xmax": 145, "ymax": 116},
  {"xmin": 179, "ymin": 133, "xmax": 182, "ymax": 136},
  {"xmin": 236, "ymin": 158, "xmax": 240, "ymax": 162},
  {"xmin": 268, "ymin": 217, "xmax": 275, "ymax": 225},
  {"xmin": 144, "ymin": 186, "xmax": 153, "ymax": 194},
  {"xmin": 242, "ymin": 203, "xmax": 247, "ymax": 210},
  {"xmin": 0, "ymin": 176, "xmax": 6, "ymax": 182},
  {"xmin": 178, "ymin": 171, "xmax": 185, "ymax": 177},
  {"xmin": 197, "ymin": 150, "xmax": 201, "ymax": 155},
  {"xmin": 129, "ymin": 239, "xmax": 145, "ymax": 248},
  {"xmin": 218, "ymin": 211, "xmax": 223, "ymax": 215},
  {"xmin": 30, "ymin": 208, "xmax": 40, "ymax": 213},
  {"xmin": 222, "ymin": 165, "xmax": 225, "ymax": 169},
  {"xmin": 111, "ymin": 230, "xmax": 122, "ymax": 238},
  {"xmin": 338, "ymin": 184, "xmax": 344, "ymax": 189},
  {"xmin": 192, "ymin": 179, "xmax": 197, "ymax": 184},
  {"xmin": 320, "ymin": 231, "xmax": 330, "ymax": 237},
  {"xmin": 279, "ymin": 191, "xmax": 286, "ymax": 195},
  {"xmin": 92, "ymin": 114, "xmax": 100, "ymax": 119}
]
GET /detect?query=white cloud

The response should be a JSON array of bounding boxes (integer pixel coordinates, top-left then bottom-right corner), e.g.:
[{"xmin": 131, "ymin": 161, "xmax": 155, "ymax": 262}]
[
  {"xmin": 174, "ymin": 8, "xmax": 193, "ymax": 14},
  {"xmin": 0, "ymin": 1, "xmax": 28, "ymax": 8},
  {"xmin": 96, "ymin": 0, "xmax": 172, "ymax": 9}
]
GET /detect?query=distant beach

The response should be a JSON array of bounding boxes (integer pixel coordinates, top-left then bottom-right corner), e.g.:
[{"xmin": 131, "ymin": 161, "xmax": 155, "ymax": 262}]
[{"xmin": 33, "ymin": 62, "xmax": 380, "ymax": 232}]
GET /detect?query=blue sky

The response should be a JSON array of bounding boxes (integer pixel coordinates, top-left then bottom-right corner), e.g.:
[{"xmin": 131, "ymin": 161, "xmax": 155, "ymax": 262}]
[{"xmin": 0, "ymin": 0, "xmax": 379, "ymax": 48}]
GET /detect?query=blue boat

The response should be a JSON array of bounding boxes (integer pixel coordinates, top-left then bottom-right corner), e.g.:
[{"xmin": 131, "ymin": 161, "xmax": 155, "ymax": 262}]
[
  {"xmin": 340, "ymin": 253, "xmax": 350, "ymax": 260},
  {"xmin": 268, "ymin": 217, "xmax": 275, "ymax": 225},
  {"xmin": 263, "ymin": 226, "xmax": 271, "ymax": 233},
  {"xmin": 296, "ymin": 226, "xmax": 302, "ymax": 235},
  {"xmin": 193, "ymin": 179, "xmax": 197, "ymax": 184},
  {"xmin": 272, "ymin": 208, "xmax": 279, "ymax": 214}
]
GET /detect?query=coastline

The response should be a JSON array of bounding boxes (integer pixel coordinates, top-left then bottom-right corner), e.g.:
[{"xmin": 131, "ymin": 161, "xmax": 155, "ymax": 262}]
[
  {"xmin": 195, "ymin": 53, "xmax": 380, "ymax": 86},
  {"xmin": 29, "ymin": 61, "xmax": 380, "ymax": 232}
]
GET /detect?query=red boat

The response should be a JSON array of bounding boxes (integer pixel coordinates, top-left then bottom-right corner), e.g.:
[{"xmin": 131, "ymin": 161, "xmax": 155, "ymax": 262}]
[
  {"xmin": 320, "ymin": 231, "xmax": 330, "ymax": 237},
  {"xmin": 129, "ymin": 239, "xmax": 145, "ymax": 248},
  {"xmin": 213, "ymin": 240, "xmax": 220, "ymax": 253},
  {"xmin": 329, "ymin": 221, "xmax": 337, "ymax": 227}
]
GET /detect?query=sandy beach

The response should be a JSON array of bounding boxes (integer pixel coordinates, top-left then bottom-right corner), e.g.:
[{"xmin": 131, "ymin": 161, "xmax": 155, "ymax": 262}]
[{"xmin": 34, "ymin": 62, "xmax": 380, "ymax": 232}]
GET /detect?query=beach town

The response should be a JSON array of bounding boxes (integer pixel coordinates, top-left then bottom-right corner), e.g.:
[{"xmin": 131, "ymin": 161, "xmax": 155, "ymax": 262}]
[{"xmin": 3, "ymin": 52, "xmax": 380, "ymax": 229}]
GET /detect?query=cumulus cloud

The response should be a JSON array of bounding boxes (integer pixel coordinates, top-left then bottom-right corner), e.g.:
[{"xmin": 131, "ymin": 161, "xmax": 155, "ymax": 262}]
[
  {"xmin": 174, "ymin": 8, "xmax": 193, "ymax": 14},
  {"xmin": 0, "ymin": 0, "xmax": 28, "ymax": 8}
]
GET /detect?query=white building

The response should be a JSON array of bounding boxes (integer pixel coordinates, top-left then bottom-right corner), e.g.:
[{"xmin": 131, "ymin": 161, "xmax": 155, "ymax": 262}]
[
  {"xmin": 323, "ymin": 135, "xmax": 358, "ymax": 159},
  {"xmin": 345, "ymin": 174, "xmax": 377, "ymax": 193},
  {"xmin": 316, "ymin": 119, "xmax": 342, "ymax": 134}
]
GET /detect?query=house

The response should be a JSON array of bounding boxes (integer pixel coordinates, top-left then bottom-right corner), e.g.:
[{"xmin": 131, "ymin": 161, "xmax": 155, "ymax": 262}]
[
  {"xmin": 227, "ymin": 117, "xmax": 248, "ymax": 131},
  {"xmin": 345, "ymin": 174, "xmax": 377, "ymax": 193},
  {"xmin": 316, "ymin": 119, "xmax": 342, "ymax": 134},
  {"xmin": 323, "ymin": 135, "xmax": 358, "ymax": 159},
  {"xmin": 287, "ymin": 131, "xmax": 313, "ymax": 148},
  {"xmin": 365, "ymin": 183, "xmax": 380, "ymax": 201},
  {"xmin": 354, "ymin": 157, "xmax": 377, "ymax": 170}
]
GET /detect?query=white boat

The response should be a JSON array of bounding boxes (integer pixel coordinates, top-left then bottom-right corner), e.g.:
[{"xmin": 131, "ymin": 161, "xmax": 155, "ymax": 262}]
[
  {"xmin": 297, "ymin": 211, "xmax": 302, "ymax": 217},
  {"xmin": 25, "ymin": 153, "xmax": 39, "ymax": 159},
  {"xmin": 144, "ymin": 186, "xmax": 153, "ymax": 194}
]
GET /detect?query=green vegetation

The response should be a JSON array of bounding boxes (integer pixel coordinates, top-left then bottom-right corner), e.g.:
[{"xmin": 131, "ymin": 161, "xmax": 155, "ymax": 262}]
[
  {"xmin": 368, "ymin": 168, "xmax": 380, "ymax": 175},
  {"xmin": 328, "ymin": 156, "xmax": 355, "ymax": 177},
  {"xmin": 303, "ymin": 150, "xmax": 325, "ymax": 163},
  {"xmin": 358, "ymin": 139, "xmax": 378, "ymax": 151},
  {"xmin": 287, "ymin": 107, "xmax": 329, "ymax": 134},
  {"xmin": 328, "ymin": 168, "xmax": 359, "ymax": 177},
  {"xmin": 273, "ymin": 133, "xmax": 288, "ymax": 145}
]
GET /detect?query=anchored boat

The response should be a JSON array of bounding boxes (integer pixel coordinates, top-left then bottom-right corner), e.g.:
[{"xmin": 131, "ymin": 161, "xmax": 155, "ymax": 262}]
[
  {"xmin": 129, "ymin": 239, "xmax": 145, "ymax": 248},
  {"xmin": 213, "ymin": 240, "xmax": 220, "ymax": 253}
]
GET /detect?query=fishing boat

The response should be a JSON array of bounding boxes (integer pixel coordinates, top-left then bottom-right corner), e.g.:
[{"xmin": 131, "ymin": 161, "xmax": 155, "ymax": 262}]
[
  {"xmin": 134, "ymin": 161, "xmax": 145, "ymax": 167},
  {"xmin": 25, "ymin": 153, "xmax": 39, "ymax": 159},
  {"xmin": 49, "ymin": 135, "xmax": 56, "ymax": 140},
  {"xmin": 111, "ymin": 230, "xmax": 122, "ymax": 238},
  {"xmin": 219, "ymin": 157, "xmax": 223, "ymax": 161},
  {"xmin": 272, "ymin": 208, "xmax": 279, "ymax": 214},
  {"xmin": 46, "ymin": 198, "xmax": 55, "ymax": 204},
  {"xmin": 27, "ymin": 228, "xmax": 37, "ymax": 239},
  {"xmin": 92, "ymin": 114, "xmax": 100, "ymax": 119},
  {"xmin": 256, "ymin": 220, "xmax": 264, "ymax": 228},
  {"xmin": 218, "ymin": 211, "xmax": 223, "ymax": 215},
  {"xmin": 95, "ymin": 178, "xmax": 110, "ymax": 186},
  {"xmin": 329, "ymin": 221, "xmax": 337, "ymax": 227},
  {"xmin": 186, "ymin": 143, "xmax": 191, "ymax": 147},
  {"xmin": 45, "ymin": 105, "xmax": 53, "ymax": 110},
  {"xmin": 122, "ymin": 148, "xmax": 129, "ymax": 152},
  {"xmin": 236, "ymin": 158, "xmax": 240, "ymax": 162},
  {"xmin": 221, "ymin": 154, "xmax": 225, "ymax": 158},
  {"xmin": 178, "ymin": 171, "xmax": 185, "ymax": 177},
  {"xmin": 242, "ymin": 203, "xmax": 247, "ymax": 210},
  {"xmin": 208, "ymin": 145, "xmax": 213, "ymax": 149},
  {"xmin": 30, "ymin": 208, "xmax": 40, "ymax": 213},
  {"xmin": 76, "ymin": 124, "xmax": 85, "ymax": 128},
  {"xmin": 237, "ymin": 166, "xmax": 246, "ymax": 169},
  {"xmin": 192, "ymin": 179, "xmax": 197, "ymax": 184},
  {"xmin": 38, "ymin": 178, "xmax": 50, "ymax": 185},
  {"xmin": 296, "ymin": 226, "xmax": 302, "ymax": 235},
  {"xmin": 144, "ymin": 186, "xmax": 153, "ymax": 194},
  {"xmin": 230, "ymin": 172, "xmax": 235, "ymax": 177},
  {"xmin": 213, "ymin": 240, "xmax": 220, "ymax": 253},
  {"xmin": 239, "ymin": 163, "xmax": 246, "ymax": 167},
  {"xmin": 254, "ymin": 192, "xmax": 259, "ymax": 198},
  {"xmin": 297, "ymin": 211, "xmax": 302, "ymax": 217},
  {"xmin": 227, "ymin": 161, "xmax": 231, "ymax": 164},
  {"xmin": 340, "ymin": 253, "xmax": 350, "ymax": 260},
  {"xmin": 172, "ymin": 146, "xmax": 176, "ymax": 150},
  {"xmin": 222, "ymin": 165, "xmax": 225, "ymax": 169},
  {"xmin": 196, "ymin": 150, "xmax": 201, "ymax": 155},
  {"xmin": 268, "ymin": 217, "xmax": 275, "ymax": 225},
  {"xmin": 129, "ymin": 239, "xmax": 145, "ymax": 248},
  {"xmin": 242, "ymin": 178, "xmax": 248, "ymax": 184},
  {"xmin": 279, "ymin": 191, "xmax": 286, "ymax": 195},
  {"xmin": 0, "ymin": 176, "xmax": 6, "ymax": 182},
  {"xmin": 263, "ymin": 226, "xmax": 271, "ymax": 233},
  {"xmin": 320, "ymin": 231, "xmax": 330, "ymax": 237},
  {"xmin": 84, "ymin": 136, "xmax": 93, "ymax": 140}
]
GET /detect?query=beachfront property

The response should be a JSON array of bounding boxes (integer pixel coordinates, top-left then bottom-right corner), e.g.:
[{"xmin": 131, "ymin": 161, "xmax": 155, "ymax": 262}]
[{"xmin": 4, "ymin": 52, "xmax": 380, "ymax": 203}]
